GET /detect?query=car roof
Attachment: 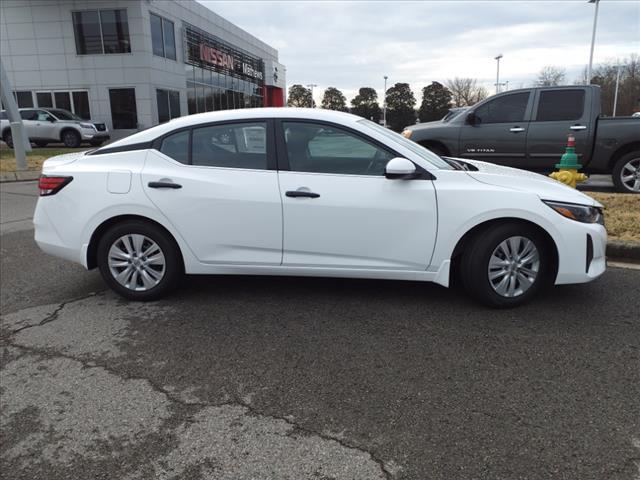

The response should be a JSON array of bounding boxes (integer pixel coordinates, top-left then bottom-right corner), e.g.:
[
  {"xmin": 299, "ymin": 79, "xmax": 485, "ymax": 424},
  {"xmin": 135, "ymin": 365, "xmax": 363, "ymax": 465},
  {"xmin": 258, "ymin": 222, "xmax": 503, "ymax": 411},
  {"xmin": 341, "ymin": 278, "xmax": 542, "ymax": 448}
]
[{"xmin": 103, "ymin": 108, "xmax": 364, "ymax": 149}]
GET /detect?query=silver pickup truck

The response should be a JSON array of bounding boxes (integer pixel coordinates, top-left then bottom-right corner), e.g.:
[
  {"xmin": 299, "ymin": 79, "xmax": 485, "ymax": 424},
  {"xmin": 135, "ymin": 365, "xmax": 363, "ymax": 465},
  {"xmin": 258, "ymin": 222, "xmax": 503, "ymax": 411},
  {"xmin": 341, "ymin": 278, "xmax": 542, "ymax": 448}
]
[{"xmin": 1, "ymin": 108, "xmax": 110, "ymax": 148}]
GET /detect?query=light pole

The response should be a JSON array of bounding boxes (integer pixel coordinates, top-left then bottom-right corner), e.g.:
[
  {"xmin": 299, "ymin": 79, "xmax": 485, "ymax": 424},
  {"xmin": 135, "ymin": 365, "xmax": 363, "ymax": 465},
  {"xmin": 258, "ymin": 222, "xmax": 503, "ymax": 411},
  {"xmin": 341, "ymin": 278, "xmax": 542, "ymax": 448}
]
[
  {"xmin": 586, "ymin": 0, "xmax": 600, "ymax": 85},
  {"xmin": 494, "ymin": 54, "xmax": 503, "ymax": 94},
  {"xmin": 613, "ymin": 62, "xmax": 622, "ymax": 116},
  {"xmin": 383, "ymin": 75, "xmax": 388, "ymax": 127},
  {"xmin": 306, "ymin": 83, "xmax": 317, "ymax": 108}
]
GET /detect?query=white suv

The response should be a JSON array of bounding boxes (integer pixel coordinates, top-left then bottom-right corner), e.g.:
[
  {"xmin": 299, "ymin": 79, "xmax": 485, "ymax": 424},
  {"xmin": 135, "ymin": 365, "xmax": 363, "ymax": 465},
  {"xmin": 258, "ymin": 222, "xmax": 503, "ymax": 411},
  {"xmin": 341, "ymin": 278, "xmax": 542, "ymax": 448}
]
[{"xmin": 0, "ymin": 108, "xmax": 110, "ymax": 148}]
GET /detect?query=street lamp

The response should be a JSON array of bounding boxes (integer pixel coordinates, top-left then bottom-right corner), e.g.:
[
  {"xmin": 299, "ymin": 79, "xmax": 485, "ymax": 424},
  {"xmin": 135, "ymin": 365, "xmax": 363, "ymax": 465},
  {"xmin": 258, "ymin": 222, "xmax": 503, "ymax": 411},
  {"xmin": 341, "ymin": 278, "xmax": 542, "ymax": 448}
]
[
  {"xmin": 586, "ymin": 0, "xmax": 600, "ymax": 85},
  {"xmin": 306, "ymin": 83, "xmax": 317, "ymax": 108},
  {"xmin": 494, "ymin": 54, "xmax": 503, "ymax": 94},
  {"xmin": 383, "ymin": 75, "xmax": 388, "ymax": 127}
]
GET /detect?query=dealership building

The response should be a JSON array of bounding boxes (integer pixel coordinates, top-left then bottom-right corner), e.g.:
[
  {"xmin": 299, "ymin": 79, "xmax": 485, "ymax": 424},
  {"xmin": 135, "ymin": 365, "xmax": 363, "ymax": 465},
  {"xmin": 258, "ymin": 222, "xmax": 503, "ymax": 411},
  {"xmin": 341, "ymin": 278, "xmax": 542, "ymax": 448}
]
[{"xmin": 0, "ymin": 0, "xmax": 286, "ymax": 135}]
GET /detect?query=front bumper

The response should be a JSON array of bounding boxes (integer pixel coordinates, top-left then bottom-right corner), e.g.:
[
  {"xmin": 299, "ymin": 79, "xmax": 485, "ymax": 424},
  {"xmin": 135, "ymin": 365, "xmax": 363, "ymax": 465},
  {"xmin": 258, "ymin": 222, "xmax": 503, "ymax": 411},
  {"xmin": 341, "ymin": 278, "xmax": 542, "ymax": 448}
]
[
  {"xmin": 555, "ymin": 222, "xmax": 607, "ymax": 285},
  {"xmin": 81, "ymin": 129, "xmax": 110, "ymax": 140}
]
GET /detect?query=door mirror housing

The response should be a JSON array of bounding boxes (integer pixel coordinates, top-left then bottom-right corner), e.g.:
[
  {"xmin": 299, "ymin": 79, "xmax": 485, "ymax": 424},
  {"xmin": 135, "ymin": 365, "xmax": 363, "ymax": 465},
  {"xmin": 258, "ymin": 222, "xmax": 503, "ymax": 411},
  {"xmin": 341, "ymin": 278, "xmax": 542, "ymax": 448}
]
[
  {"xmin": 385, "ymin": 157, "xmax": 418, "ymax": 180},
  {"xmin": 466, "ymin": 112, "xmax": 477, "ymax": 125}
]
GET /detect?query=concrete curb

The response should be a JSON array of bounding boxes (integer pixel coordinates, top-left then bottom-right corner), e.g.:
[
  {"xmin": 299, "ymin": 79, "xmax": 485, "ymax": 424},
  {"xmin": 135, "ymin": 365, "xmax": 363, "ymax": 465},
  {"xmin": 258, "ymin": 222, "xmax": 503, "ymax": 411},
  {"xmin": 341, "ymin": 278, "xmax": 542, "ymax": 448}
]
[
  {"xmin": 606, "ymin": 240, "xmax": 640, "ymax": 262},
  {"xmin": 0, "ymin": 171, "xmax": 40, "ymax": 182}
]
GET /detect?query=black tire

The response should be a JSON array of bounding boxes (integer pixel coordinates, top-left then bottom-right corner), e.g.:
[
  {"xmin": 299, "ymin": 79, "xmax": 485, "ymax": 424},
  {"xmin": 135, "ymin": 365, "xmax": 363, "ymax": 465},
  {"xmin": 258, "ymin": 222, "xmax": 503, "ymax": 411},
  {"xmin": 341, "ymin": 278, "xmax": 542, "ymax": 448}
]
[
  {"xmin": 61, "ymin": 129, "xmax": 81, "ymax": 148},
  {"xmin": 611, "ymin": 151, "xmax": 640, "ymax": 194},
  {"xmin": 90, "ymin": 140, "xmax": 105, "ymax": 147},
  {"xmin": 460, "ymin": 223, "xmax": 553, "ymax": 308},
  {"xmin": 3, "ymin": 130, "xmax": 13, "ymax": 148},
  {"xmin": 97, "ymin": 221, "xmax": 182, "ymax": 301},
  {"xmin": 35, "ymin": 141, "xmax": 48, "ymax": 148}
]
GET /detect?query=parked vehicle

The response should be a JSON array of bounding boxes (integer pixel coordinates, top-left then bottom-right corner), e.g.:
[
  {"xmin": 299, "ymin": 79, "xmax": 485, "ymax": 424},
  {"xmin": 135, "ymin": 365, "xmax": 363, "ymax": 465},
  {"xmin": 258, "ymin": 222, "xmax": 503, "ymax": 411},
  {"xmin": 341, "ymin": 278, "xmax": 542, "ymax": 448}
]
[
  {"xmin": 1, "ymin": 108, "xmax": 110, "ymax": 148},
  {"xmin": 441, "ymin": 107, "xmax": 469, "ymax": 122},
  {"xmin": 402, "ymin": 86, "xmax": 640, "ymax": 193},
  {"xmin": 34, "ymin": 108, "xmax": 606, "ymax": 307}
]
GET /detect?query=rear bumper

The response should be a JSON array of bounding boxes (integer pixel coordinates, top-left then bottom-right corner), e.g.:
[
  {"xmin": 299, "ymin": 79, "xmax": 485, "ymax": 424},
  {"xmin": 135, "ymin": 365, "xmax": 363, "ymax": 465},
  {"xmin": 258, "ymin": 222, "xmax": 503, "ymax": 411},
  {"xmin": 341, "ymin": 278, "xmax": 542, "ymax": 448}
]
[{"xmin": 34, "ymin": 201, "xmax": 84, "ymax": 265}]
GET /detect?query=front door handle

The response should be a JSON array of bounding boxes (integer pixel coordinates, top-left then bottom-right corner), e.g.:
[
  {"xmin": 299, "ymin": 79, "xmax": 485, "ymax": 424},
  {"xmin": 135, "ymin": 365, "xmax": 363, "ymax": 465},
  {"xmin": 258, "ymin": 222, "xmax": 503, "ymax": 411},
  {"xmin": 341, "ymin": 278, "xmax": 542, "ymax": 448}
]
[
  {"xmin": 286, "ymin": 190, "xmax": 320, "ymax": 198},
  {"xmin": 570, "ymin": 125, "xmax": 587, "ymax": 130},
  {"xmin": 148, "ymin": 181, "xmax": 182, "ymax": 189},
  {"xmin": 509, "ymin": 127, "xmax": 525, "ymax": 132}
]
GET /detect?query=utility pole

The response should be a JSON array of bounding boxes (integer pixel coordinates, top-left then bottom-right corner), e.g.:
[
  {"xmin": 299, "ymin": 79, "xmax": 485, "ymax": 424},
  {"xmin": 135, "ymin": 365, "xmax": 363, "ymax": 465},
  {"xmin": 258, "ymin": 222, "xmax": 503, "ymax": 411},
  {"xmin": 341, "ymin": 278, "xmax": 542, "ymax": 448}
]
[
  {"xmin": 0, "ymin": 58, "xmax": 30, "ymax": 170},
  {"xmin": 612, "ymin": 62, "xmax": 622, "ymax": 116},
  {"xmin": 586, "ymin": 0, "xmax": 600, "ymax": 85},
  {"xmin": 494, "ymin": 54, "xmax": 503, "ymax": 94},
  {"xmin": 383, "ymin": 75, "xmax": 388, "ymax": 127},
  {"xmin": 306, "ymin": 84, "xmax": 317, "ymax": 108}
]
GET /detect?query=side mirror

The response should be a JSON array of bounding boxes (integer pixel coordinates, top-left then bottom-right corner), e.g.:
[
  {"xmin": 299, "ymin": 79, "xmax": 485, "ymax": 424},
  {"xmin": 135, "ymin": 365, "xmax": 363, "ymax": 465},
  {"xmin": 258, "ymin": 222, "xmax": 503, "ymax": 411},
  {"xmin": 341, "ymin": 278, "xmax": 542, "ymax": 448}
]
[
  {"xmin": 385, "ymin": 157, "xmax": 418, "ymax": 180},
  {"xmin": 466, "ymin": 112, "xmax": 477, "ymax": 125},
  {"xmin": 47, "ymin": 117, "xmax": 56, "ymax": 123}
]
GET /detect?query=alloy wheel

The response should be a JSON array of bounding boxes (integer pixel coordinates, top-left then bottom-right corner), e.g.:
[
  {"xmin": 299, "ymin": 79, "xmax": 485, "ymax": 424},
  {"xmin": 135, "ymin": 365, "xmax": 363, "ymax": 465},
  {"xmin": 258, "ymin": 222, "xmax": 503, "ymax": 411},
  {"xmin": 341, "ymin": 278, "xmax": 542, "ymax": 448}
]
[
  {"xmin": 488, "ymin": 236, "xmax": 540, "ymax": 298},
  {"xmin": 620, "ymin": 157, "xmax": 640, "ymax": 193},
  {"xmin": 108, "ymin": 234, "xmax": 166, "ymax": 291}
]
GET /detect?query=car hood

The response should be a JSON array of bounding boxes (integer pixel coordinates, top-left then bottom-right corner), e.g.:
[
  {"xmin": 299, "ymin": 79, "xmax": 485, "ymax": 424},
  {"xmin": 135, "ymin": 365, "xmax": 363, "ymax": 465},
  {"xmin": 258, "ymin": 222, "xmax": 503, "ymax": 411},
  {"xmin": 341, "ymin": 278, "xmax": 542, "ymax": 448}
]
[
  {"xmin": 452, "ymin": 157, "xmax": 601, "ymax": 207},
  {"xmin": 408, "ymin": 120, "xmax": 443, "ymax": 131}
]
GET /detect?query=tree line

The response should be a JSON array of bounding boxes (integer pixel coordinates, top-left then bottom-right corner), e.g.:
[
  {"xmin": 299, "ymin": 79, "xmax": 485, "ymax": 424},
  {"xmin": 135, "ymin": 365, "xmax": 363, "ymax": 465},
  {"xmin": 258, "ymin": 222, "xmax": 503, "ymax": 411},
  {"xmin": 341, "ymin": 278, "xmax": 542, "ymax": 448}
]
[
  {"xmin": 287, "ymin": 79, "xmax": 488, "ymax": 132},
  {"xmin": 286, "ymin": 54, "xmax": 640, "ymax": 132}
]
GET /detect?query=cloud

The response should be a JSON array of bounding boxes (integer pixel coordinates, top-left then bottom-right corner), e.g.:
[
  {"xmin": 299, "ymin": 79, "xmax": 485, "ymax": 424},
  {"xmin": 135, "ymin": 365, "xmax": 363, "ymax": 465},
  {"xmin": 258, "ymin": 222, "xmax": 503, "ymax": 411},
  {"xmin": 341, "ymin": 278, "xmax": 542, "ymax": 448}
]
[{"xmin": 199, "ymin": 0, "xmax": 640, "ymax": 102}]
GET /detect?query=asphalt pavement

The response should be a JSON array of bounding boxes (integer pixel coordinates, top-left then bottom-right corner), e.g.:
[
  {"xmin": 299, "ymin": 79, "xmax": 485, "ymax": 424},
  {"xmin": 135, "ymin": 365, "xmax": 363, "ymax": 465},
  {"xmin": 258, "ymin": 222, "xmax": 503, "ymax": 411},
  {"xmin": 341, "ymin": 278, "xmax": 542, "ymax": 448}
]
[{"xmin": 1, "ymin": 181, "xmax": 639, "ymax": 480}]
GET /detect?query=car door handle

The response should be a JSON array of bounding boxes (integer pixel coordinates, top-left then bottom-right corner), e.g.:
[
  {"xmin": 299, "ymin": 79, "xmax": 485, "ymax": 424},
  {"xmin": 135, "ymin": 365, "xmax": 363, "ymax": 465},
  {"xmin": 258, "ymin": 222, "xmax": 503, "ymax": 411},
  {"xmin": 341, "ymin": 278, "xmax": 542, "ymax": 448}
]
[
  {"xmin": 570, "ymin": 125, "xmax": 587, "ymax": 130},
  {"xmin": 148, "ymin": 181, "xmax": 182, "ymax": 189},
  {"xmin": 285, "ymin": 190, "xmax": 320, "ymax": 198},
  {"xmin": 509, "ymin": 127, "xmax": 525, "ymax": 132}
]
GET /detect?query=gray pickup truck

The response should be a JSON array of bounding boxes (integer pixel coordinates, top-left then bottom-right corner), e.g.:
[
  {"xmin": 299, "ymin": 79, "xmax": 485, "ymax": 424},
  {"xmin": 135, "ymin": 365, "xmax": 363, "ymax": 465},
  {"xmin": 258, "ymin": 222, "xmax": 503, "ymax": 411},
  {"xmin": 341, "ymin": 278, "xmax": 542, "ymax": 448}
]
[{"xmin": 402, "ymin": 85, "xmax": 640, "ymax": 193}]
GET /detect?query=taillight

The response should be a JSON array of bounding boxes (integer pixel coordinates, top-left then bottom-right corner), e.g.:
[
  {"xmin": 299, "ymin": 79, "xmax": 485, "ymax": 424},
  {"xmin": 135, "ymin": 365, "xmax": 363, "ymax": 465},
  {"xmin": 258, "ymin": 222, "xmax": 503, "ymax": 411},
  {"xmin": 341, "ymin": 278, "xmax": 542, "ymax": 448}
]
[{"xmin": 39, "ymin": 176, "xmax": 73, "ymax": 196}]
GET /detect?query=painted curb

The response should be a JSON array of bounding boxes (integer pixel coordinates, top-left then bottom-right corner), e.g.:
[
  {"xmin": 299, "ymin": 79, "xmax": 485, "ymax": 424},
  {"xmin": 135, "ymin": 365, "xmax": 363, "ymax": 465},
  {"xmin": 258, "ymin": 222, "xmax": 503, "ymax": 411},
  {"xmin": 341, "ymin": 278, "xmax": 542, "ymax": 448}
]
[{"xmin": 606, "ymin": 240, "xmax": 640, "ymax": 262}]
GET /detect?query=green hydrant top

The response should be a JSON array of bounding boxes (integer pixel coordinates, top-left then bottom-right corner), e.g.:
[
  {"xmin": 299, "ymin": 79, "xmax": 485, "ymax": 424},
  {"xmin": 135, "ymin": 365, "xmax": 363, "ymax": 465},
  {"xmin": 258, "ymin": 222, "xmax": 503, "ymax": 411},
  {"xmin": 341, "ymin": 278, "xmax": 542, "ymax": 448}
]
[{"xmin": 555, "ymin": 135, "xmax": 582, "ymax": 169}]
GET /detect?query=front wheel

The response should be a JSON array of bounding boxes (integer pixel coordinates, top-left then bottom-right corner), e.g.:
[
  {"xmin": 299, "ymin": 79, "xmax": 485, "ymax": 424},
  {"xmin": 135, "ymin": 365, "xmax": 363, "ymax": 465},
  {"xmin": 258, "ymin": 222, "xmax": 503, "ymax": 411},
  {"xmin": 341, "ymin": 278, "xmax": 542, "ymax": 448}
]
[
  {"xmin": 97, "ymin": 221, "xmax": 182, "ymax": 301},
  {"xmin": 460, "ymin": 223, "xmax": 552, "ymax": 308},
  {"xmin": 3, "ymin": 131, "xmax": 13, "ymax": 148},
  {"xmin": 62, "ymin": 130, "xmax": 81, "ymax": 148},
  {"xmin": 612, "ymin": 152, "xmax": 640, "ymax": 194}
]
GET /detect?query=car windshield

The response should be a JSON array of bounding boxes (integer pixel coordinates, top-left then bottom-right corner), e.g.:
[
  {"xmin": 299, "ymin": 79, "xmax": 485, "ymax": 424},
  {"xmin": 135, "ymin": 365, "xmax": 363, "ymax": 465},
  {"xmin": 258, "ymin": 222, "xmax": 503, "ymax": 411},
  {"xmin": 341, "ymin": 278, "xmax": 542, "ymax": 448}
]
[
  {"xmin": 357, "ymin": 119, "xmax": 454, "ymax": 170},
  {"xmin": 442, "ymin": 108, "xmax": 468, "ymax": 122},
  {"xmin": 48, "ymin": 109, "xmax": 82, "ymax": 121}
]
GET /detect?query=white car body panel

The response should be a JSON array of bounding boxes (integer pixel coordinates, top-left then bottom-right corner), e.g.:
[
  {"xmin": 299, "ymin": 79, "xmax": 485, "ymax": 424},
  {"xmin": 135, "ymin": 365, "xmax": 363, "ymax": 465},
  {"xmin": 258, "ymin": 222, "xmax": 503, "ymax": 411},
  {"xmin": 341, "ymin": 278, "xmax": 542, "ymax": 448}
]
[{"xmin": 34, "ymin": 108, "xmax": 606, "ymax": 292}]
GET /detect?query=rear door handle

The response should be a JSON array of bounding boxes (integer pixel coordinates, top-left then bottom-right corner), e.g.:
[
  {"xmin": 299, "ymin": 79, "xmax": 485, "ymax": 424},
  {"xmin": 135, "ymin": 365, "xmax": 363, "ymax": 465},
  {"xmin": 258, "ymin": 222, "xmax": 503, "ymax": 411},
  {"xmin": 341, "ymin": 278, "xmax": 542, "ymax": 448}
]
[
  {"xmin": 570, "ymin": 125, "xmax": 587, "ymax": 130},
  {"xmin": 509, "ymin": 127, "xmax": 525, "ymax": 132},
  {"xmin": 286, "ymin": 190, "xmax": 320, "ymax": 198},
  {"xmin": 148, "ymin": 181, "xmax": 182, "ymax": 189}
]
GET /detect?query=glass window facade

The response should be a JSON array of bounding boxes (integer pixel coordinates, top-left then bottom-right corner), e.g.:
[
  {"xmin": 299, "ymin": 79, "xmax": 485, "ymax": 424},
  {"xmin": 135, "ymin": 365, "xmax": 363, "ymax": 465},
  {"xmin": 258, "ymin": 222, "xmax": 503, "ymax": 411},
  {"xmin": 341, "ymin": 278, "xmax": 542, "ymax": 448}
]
[
  {"xmin": 109, "ymin": 88, "xmax": 137, "ymax": 129},
  {"xmin": 156, "ymin": 89, "xmax": 181, "ymax": 123},
  {"xmin": 184, "ymin": 24, "xmax": 264, "ymax": 115},
  {"xmin": 150, "ymin": 13, "xmax": 176, "ymax": 60},
  {"xmin": 72, "ymin": 9, "xmax": 131, "ymax": 55}
]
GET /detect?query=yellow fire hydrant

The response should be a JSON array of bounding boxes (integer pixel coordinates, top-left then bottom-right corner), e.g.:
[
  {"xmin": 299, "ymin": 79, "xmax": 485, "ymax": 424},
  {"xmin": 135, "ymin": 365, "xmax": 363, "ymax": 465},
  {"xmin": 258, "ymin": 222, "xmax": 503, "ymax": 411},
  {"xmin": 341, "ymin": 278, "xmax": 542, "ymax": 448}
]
[{"xmin": 549, "ymin": 135, "xmax": 588, "ymax": 188}]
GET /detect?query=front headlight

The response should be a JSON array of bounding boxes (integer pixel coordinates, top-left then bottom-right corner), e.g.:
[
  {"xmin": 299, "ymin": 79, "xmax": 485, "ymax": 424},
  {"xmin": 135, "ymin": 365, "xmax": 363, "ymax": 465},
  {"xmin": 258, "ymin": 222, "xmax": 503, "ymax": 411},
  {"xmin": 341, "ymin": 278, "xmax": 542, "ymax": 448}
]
[
  {"xmin": 79, "ymin": 122, "xmax": 95, "ymax": 129},
  {"xmin": 401, "ymin": 130, "xmax": 412, "ymax": 139},
  {"xmin": 543, "ymin": 200, "xmax": 604, "ymax": 225}
]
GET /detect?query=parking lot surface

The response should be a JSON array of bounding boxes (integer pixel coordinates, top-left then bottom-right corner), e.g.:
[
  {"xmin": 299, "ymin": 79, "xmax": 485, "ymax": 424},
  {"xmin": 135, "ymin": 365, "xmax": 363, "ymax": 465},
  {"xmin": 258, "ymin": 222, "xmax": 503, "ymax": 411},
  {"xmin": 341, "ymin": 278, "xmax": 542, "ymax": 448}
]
[{"xmin": 1, "ymin": 181, "xmax": 639, "ymax": 479}]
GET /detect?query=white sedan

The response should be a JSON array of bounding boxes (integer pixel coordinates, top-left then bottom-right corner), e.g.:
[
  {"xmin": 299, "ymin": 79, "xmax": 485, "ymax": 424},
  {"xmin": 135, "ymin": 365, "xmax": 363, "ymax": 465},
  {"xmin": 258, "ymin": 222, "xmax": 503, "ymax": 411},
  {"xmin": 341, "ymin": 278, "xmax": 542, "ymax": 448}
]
[{"xmin": 34, "ymin": 108, "xmax": 606, "ymax": 307}]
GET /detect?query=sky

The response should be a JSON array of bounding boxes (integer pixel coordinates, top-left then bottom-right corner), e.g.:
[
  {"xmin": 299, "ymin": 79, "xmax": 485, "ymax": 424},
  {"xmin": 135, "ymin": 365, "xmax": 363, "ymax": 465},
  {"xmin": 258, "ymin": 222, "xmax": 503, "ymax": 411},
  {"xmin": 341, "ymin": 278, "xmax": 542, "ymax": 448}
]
[{"xmin": 200, "ymin": 0, "xmax": 640, "ymax": 104}]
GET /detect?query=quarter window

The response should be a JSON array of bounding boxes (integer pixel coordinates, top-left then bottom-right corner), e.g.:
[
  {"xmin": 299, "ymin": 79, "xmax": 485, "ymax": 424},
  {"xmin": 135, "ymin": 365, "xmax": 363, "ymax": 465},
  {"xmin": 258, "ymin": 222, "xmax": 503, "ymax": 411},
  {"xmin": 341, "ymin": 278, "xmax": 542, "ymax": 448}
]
[
  {"xmin": 474, "ymin": 92, "xmax": 530, "ymax": 124},
  {"xmin": 282, "ymin": 122, "xmax": 394, "ymax": 176},
  {"xmin": 73, "ymin": 9, "xmax": 131, "ymax": 55},
  {"xmin": 191, "ymin": 122, "xmax": 267, "ymax": 169},
  {"xmin": 536, "ymin": 90, "xmax": 585, "ymax": 121},
  {"xmin": 150, "ymin": 13, "xmax": 176, "ymax": 60},
  {"xmin": 160, "ymin": 130, "xmax": 189, "ymax": 164}
]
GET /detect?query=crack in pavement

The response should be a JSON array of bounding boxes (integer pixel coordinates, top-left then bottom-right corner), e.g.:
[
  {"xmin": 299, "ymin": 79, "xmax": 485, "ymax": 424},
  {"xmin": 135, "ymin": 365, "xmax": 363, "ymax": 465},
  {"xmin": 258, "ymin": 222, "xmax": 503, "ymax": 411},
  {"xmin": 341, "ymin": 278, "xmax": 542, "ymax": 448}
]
[{"xmin": 3, "ymin": 300, "xmax": 396, "ymax": 479}]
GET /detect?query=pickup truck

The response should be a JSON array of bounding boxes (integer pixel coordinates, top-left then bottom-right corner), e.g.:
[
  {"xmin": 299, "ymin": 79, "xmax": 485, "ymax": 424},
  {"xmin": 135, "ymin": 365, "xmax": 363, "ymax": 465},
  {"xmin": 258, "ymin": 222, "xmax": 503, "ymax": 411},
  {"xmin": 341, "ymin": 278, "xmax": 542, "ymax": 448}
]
[{"xmin": 402, "ymin": 85, "xmax": 640, "ymax": 193}]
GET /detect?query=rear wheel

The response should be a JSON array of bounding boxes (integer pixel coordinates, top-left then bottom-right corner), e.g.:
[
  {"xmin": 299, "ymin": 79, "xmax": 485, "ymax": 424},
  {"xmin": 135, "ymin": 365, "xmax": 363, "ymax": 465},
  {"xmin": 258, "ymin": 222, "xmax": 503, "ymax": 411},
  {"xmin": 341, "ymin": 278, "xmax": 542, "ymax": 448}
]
[
  {"xmin": 612, "ymin": 151, "xmax": 640, "ymax": 194},
  {"xmin": 460, "ymin": 223, "xmax": 552, "ymax": 308},
  {"xmin": 61, "ymin": 130, "xmax": 81, "ymax": 148},
  {"xmin": 3, "ymin": 131, "xmax": 13, "ymax": 148},
  {"xmin": 97, "ymin": 221, "xmax": 182, "ymax": 301}
]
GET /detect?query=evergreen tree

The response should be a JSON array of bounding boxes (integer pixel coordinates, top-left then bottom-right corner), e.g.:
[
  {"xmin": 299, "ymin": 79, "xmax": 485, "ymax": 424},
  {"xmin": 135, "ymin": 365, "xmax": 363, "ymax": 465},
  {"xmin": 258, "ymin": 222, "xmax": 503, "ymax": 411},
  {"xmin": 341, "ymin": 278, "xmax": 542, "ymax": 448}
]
[{"xmin": 418, "ymin": 82, "xmax": 452, "ymax": 122}]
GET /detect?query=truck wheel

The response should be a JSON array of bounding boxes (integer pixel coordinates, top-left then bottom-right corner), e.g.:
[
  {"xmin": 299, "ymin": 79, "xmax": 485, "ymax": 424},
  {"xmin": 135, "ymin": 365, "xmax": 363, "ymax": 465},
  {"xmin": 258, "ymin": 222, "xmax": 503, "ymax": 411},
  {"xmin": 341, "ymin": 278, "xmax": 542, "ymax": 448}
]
[
  {"xmin": 3, "ymin": 131, "xmax": 13, "ymax": 148},
  {"xmin": 62, "ymin": 130, "xmax": 81, "ymax": 148},
  {"xmin": 612, "ymin": 152, "xmax": 640, "ymax": 194},
  {"xmin": 97, "ymin": 221, "xmax": 183, "ymax": 301},
  {"xmin": 460, "ymin": 223, "xmax": 552, "ymax": 308}
]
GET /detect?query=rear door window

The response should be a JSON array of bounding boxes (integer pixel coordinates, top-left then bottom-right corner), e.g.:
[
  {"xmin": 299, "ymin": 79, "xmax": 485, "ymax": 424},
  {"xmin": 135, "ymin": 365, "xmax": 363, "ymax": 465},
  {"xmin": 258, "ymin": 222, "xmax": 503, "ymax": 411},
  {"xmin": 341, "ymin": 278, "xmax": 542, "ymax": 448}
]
[
  {"xmin": 191, "ymin": 122, "xmax": 267, "ymax": 169},
  {"xmin": 536, "ymin": 89, "xmax": 585, "ymax": 121},
  {"xmin": 19, "ymin": 110, "xmax": 37, "ymax": 121}
]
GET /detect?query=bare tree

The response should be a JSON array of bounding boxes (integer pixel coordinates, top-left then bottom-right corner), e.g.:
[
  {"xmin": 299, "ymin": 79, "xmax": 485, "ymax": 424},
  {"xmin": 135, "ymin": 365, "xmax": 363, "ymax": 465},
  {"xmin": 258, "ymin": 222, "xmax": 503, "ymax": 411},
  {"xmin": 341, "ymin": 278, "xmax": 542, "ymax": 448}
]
[
  {"xmin": 445, "ymin": 78, "xmax": 489, "ymax": 107},
  {"xmin": 536, "ymin": 66, "xmax": 566, "ymax": 86}
]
